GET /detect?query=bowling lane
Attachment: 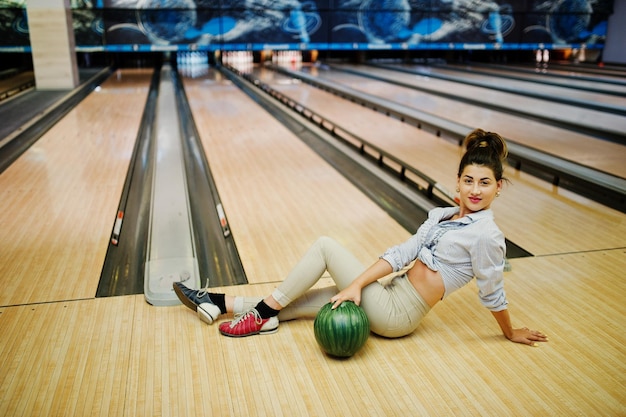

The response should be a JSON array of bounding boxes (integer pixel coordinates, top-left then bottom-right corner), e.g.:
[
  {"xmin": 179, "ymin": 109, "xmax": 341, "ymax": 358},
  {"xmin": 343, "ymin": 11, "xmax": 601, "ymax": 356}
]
[
  {"xmin": 0, "ymin": 69, "xmax": 153, "ymax": 306},
  {"xmin": 302, "ymin": 64, "xmax": 626, "ymax": 179},
  {"xmin": 253, "ymin": 66, "xmax": 626, "ymax": 256},
  {"xmin": 335, "ymin": 64, "xmax": 626, "ymax": 133},
  {"xmin": 393, "ymin": 63, "xmax": 626, "ymax": 106},
  {"xmin": 333, "ymin": 63, "xmax": 626, "ymax": 136},
  {"xmin": 438, "ymin": 63, "xmax": 626, "ymax": 97},
  {"xmin": 499, "ymin": 62, "xmax": 626, "ymax": 82},
  {"xmin": 182, "ymin": 70, "xmax": 411, "ymax": 284},
  {"xmin": 0, "ymin": 70, "xmax": 34, "ymax": 98}
]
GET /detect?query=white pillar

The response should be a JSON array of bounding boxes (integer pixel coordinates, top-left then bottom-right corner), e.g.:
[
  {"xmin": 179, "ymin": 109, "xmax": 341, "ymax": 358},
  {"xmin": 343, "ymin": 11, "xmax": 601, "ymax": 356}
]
[{"xmin": 27, "ymin": 0, "xmax": 79, "ymax": 90}]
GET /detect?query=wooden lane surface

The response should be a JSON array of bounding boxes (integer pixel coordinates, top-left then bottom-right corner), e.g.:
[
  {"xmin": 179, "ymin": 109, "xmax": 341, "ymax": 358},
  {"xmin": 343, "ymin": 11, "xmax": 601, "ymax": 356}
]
[
  {"xmin": 417, "ymin": 64, "xmax": 626, "ymax": 106},
  {"xmin": 0, "ymin": 248, "xmax": 623, "ymax": 416},
  {"xmin": 260, "ymin": 68, "xmax": 626, "ymax": 256},
  {"xmin": 313, "ymin": 65, "xmax": 626, "ymax": 179},
  {"xmin": 505, "ymin": 62, "xmax": 626, "ymax": 82},
  {"xmin": 440, "ymin": 63, "xmax": 626, "ymax": 98},
  {"xmin": 338, "ymin": 64, "xmax": 626, "ymax": 136},
  {"xmin": 182, "ymin": 72, "xmax": 411, "ymax": 285},
  {"xmin": 0, "ymin": 69, "xmax": 153, "ymax": 306}
]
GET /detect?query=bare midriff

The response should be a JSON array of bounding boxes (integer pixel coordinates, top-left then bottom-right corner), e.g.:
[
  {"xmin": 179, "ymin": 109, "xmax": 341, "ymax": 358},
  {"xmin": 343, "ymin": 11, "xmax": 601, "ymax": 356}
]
[{"xmin": 406, "ymin": 260, "xmax": 445, "ymax": 308}]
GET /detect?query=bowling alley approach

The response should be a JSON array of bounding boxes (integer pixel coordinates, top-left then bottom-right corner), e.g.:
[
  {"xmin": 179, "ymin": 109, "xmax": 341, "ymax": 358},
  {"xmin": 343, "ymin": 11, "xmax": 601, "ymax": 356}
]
[{"xmin": 0, "ymin": 1, "xmax": 625, "ymax": 416}]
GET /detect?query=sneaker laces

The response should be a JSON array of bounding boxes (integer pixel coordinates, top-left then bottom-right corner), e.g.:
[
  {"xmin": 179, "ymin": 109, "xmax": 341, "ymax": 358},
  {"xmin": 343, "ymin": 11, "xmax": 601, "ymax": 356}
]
[
  {"xmin": 228, "ymin": 308, "xmax": 262, "ymax": 329},
  {"xmin": 197, "ymin": 277, "xmax": 211, "ymax": 299}
]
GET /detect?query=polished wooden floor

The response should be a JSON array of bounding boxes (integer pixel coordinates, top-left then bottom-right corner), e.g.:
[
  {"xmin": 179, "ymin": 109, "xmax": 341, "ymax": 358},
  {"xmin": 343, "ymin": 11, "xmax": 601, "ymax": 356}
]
[{"xmin": 0, "ymin": 67, "xmax": 624, "ymax": 416}]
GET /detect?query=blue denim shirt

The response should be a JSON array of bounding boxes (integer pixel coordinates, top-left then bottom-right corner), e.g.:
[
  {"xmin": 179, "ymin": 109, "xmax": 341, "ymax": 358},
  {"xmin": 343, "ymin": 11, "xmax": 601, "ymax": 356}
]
[{"xmin": 381, "ymin": 207, "xmax": 508, "ymax": 311}]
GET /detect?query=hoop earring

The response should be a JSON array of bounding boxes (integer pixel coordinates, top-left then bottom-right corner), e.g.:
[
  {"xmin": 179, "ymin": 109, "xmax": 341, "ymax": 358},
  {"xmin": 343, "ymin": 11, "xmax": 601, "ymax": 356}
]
[
  {"xmin": 496, "ymin": 191, "xmax": 501, "ymax": 197},
  {"xmin": 455, "ymin": 187, "xmax": 460, "ymax": 193}
]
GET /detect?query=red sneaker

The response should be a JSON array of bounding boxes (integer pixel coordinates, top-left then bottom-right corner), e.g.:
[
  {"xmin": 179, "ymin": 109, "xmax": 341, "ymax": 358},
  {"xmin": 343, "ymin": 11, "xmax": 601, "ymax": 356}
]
[{"xmin": 219, "ymin": 308, "xmax": 279, "ymax": 338}]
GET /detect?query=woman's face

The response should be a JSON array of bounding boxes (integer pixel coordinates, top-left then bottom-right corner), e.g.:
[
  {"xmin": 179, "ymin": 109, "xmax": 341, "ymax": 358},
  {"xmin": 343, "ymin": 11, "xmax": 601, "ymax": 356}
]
[{"xmin": 457, "ymin": 164, "xmax": 502, "ymax": 215}]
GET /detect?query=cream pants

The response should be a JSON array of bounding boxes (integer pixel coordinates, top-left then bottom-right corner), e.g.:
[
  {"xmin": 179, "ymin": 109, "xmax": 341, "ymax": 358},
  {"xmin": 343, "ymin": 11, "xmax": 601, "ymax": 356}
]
[{"xmin": 238, "ymin": 236, "xmax": 430, "ymax": 338}]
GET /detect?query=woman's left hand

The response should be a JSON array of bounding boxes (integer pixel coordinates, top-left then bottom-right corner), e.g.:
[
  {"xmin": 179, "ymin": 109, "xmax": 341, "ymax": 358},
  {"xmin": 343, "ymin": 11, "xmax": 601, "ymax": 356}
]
[{"xmin": 509, "ymin": 327, "xmax": 549, "ymax": 346}]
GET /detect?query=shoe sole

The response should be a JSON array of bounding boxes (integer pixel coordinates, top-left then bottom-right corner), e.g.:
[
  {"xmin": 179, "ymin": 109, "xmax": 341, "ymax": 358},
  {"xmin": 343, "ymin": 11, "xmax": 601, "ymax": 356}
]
[
  {"xmin": 198, "ymin": 302, "xmax": 221, "ymax": 325},
  {"xmin": 219, "ymin": 327, "xmax": 278, "ymax": 338},
  {"xmin": 173, "ymin": 283, "xmax": 198, "ymax": 312},
  {"xmin": 219, "ymin": 323, "xmax": 279, "ymax": 338}
]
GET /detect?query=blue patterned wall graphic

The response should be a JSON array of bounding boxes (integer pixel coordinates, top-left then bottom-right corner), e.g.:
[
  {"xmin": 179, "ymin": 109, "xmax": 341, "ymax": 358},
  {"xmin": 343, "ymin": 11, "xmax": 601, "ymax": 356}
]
[{"xmin": 0, "ymin": 0, "xmax": 614, "ymax": 51}]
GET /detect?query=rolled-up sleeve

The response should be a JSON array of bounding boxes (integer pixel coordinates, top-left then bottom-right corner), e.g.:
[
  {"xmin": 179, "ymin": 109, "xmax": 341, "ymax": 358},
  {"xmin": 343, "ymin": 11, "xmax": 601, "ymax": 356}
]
[
  {"xmin": 473, "ymin": 229, "xmax": 508, "ymax": 311},
  {"xmin": 380, "ymin": 233, "xmax": 421, "ymax": 272},
  {"xmin": 381, "ymin": 208, "xmax": 449, "ymax": 271}
]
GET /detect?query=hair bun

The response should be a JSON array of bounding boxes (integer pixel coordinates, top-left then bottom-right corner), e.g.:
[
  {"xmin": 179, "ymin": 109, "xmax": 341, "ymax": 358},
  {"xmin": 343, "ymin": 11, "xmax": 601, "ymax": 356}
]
[
  {"xmin": 458, "ymin": 128, "xmax": 509, "ymax": 181},
  {"xmin": 464, "ymin": 129, "xmax": 508, "ymax": 161}
]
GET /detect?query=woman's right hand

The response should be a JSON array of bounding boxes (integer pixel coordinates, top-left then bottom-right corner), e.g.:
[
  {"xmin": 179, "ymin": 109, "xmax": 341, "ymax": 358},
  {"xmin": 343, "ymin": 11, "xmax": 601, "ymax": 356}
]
[
  {"xmin": 329, "ymin": 258, "xmax": 394, "ymax": 309},
  {"xmin": 330, "ymin": 283, "xmax": 362, "ymax": 309}
]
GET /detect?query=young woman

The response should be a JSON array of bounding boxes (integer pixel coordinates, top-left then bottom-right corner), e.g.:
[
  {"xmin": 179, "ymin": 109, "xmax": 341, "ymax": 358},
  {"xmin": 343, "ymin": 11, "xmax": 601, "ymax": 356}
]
[{"xmin": 174, "ymin": 128, "xmax": 548, "ymax": 346}]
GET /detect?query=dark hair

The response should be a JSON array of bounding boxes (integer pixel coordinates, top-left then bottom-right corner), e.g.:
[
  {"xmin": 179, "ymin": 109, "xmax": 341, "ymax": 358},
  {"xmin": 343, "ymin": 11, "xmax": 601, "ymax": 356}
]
[{"xmin": 457, "ymin": 129, "xmax": 508, "ymax": 181}]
